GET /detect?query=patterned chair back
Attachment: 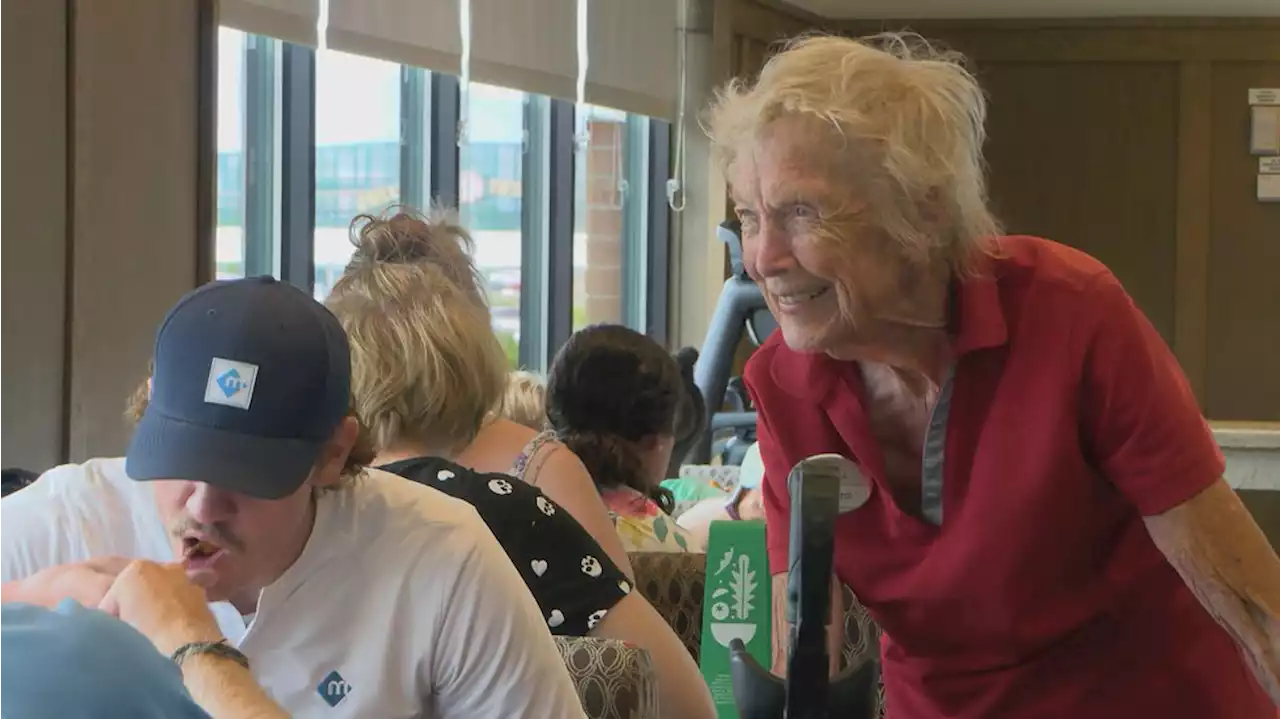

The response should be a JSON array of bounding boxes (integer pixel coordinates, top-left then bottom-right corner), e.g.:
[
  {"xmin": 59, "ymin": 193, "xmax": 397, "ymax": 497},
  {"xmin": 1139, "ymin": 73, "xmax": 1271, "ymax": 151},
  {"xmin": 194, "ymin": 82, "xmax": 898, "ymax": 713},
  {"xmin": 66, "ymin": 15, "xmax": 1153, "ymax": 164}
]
[{"xmin": 554, "ymin": 636, "xmax": 660, "ymax": 719}]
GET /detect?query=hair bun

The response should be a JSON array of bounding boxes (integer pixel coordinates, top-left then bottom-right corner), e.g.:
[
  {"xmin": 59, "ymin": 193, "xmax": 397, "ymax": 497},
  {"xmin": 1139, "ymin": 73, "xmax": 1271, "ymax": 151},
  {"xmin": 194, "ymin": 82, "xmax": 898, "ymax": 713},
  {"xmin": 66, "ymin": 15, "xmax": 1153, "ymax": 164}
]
[
  {"xmin": 673, "ymin": 346, "xmax": 699, "ymax": 382},
  {"xmin": 348, "ymin": 206, "xmax": 474, "ymax": 269}
]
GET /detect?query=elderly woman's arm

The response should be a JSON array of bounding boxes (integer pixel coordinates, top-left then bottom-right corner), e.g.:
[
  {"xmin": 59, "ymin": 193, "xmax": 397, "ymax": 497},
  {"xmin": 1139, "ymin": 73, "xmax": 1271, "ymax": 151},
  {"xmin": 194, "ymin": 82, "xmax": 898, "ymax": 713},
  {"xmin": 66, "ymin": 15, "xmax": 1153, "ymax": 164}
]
[
  {"xmin": 1145, "ymin": 480, "xmax": 1280, "ymax": 702},
  {"xmin": 1080, "ymin": 272, "xmax": 1279, "ymax": 702}
]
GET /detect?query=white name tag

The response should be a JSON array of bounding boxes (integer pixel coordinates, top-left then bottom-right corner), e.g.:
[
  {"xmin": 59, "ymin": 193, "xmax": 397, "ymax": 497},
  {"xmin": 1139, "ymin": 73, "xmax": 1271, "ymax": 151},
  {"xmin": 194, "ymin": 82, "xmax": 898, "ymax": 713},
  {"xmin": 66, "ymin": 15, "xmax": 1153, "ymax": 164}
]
[{"xmin": 802, "ymin": 453, "xmax": 872, "ymax": 513}]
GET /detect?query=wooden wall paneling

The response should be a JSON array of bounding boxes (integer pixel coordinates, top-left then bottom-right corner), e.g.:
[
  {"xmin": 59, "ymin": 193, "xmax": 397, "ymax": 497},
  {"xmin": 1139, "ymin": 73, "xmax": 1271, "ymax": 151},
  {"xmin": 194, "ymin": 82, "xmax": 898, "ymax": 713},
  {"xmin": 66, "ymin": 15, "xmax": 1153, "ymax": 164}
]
[
  {"xmin": 1, "ymin": 0, "xmax": 69, "ymax": 470},
  {"xmin": 69, "ymin": 0, "xmax": 202, "ymax": 459},
  {"xmin": 979, "ymin": 61, "xmax": 1181, "ymax": 342},
  {"xmin": 839, "ymin": 20, "xmax": 1280, "ymax": 63},
  {"xmin": 1174, "ymin": 61, "xmax": 1214, "ymax": 407},
  {"xmin": 735, "ymin": 36, "xmax": 768, "ymax": 79},
  {"xmin": 735, "ymin": 0, "xmax": 825, "ymax": 43},
  {"xmin": 1205, "ymin": 61, "xmax": 1280, "ymax": 420}
]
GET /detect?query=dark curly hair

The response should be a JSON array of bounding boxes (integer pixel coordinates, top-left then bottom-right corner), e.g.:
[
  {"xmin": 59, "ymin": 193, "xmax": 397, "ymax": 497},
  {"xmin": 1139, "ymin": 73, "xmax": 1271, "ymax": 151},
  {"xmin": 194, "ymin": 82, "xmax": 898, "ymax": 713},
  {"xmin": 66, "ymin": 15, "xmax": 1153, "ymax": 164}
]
[
  {"xmin": 546, "ymin": 324, "xmax": 684, "ymax": 514},
  {"xmin": 1, "ymin": 468, "xmax": 39, "ymax": 498},
  {"xmin": 667, "ymin": 347, "xmax": 706, "ymax": 478}
]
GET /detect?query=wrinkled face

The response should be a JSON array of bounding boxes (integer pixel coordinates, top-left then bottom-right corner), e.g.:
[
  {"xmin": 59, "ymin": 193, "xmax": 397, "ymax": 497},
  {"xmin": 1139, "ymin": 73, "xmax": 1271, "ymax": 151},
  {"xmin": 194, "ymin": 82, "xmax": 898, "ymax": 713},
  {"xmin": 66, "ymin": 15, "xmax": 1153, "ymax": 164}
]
[
  {"xmin": 152, "ymin": 479, "xmax": 316, "ymax": 610},
  {"xmin": 729, "ymin": 116, "xmax": 916, "ymax": 356}
]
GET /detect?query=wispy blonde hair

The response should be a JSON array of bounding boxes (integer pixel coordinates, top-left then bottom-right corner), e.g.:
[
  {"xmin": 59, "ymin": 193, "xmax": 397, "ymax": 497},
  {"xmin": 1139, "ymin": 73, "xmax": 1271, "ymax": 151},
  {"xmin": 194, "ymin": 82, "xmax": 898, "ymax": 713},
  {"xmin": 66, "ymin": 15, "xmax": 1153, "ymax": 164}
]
[
  {"xmin": 498, "ymin": 370, "xmax": 548, "ymax": 431},
  {"xmin": 705, "ymin": 32, "xmax": 1001, "ymax": 273},
  {"xmin": 325, "ymin": 207, "xmax": 509, "ymax": 455}
]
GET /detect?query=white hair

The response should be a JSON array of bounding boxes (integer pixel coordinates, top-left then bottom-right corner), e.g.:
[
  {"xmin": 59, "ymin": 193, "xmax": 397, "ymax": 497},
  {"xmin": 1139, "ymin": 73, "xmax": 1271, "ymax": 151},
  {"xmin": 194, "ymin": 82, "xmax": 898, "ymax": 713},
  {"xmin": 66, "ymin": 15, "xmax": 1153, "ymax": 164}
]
[{"xmin": 705, "ymin": 32, "xmax": 1002, "ymax": 274}]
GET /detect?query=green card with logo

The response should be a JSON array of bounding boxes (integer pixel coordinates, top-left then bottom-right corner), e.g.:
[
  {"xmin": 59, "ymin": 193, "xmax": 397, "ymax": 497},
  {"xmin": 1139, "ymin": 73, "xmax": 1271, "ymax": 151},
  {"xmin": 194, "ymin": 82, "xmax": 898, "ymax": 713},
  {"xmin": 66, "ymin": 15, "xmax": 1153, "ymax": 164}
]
[{"xmin": 699, "ymin": 519, "xmax": 771, "ymax": 718}]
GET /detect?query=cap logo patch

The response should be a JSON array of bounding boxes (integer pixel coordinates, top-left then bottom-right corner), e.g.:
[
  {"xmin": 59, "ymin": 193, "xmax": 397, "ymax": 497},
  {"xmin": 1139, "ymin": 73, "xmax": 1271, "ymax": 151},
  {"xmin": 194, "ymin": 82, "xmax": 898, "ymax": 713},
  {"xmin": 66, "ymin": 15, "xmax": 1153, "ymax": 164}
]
[{"xmin": 204, "ymin": 357, "xmax": 258, "ymax": 410}]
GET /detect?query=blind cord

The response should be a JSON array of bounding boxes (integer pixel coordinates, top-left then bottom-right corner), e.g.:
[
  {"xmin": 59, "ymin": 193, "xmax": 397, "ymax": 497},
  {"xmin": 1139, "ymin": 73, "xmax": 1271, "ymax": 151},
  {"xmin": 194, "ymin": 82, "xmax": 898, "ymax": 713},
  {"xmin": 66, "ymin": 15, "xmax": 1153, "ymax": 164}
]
[
  {"xmin": 574, "ymin": 0, "xmax": 590, "ymax": 154},
  {"xmin": 315, "ymin": 0, "xmax": 330, "ymax": 49},
  {"xmin": 666, "ymin": 0, "xmax": 688, "ymax": 213},
  {"xmin": 457, "ymin": 0, "xmax": 472, "ymax": 147}
]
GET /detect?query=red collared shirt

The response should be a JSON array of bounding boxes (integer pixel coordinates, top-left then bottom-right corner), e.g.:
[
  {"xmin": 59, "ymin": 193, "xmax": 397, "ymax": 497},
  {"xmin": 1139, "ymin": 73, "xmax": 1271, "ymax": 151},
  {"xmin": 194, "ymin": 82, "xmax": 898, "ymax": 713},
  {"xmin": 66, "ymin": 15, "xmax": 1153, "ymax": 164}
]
[{"xmin": 747, "ymin": 236, "xmax": 1270, "ymax": 718}]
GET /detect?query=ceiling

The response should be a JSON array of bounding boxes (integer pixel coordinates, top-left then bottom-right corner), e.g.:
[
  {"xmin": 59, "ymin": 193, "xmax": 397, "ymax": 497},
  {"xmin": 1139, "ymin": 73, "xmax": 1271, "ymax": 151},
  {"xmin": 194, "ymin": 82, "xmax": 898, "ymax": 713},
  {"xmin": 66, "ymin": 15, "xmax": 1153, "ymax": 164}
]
[{"xmin": 784, "ymin": 0, "xmax": 1280, "ymax": 18}]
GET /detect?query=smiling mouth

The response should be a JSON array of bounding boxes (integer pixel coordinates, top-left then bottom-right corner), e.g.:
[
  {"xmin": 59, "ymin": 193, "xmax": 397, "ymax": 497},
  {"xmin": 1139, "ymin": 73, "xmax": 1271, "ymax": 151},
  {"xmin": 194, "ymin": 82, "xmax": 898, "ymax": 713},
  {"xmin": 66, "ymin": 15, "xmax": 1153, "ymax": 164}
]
[{"xmin": 775, "ymin": 286, "xmax": 831, "ymax": 306}]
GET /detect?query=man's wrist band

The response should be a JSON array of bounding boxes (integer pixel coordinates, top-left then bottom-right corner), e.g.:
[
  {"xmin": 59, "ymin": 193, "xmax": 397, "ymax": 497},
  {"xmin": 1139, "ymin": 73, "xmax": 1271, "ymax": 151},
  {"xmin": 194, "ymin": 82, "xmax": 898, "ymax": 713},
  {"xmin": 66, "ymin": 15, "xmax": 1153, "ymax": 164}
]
[{"xmin": 171, "ymin": 639, "xmax": 251, "ymax": 671}]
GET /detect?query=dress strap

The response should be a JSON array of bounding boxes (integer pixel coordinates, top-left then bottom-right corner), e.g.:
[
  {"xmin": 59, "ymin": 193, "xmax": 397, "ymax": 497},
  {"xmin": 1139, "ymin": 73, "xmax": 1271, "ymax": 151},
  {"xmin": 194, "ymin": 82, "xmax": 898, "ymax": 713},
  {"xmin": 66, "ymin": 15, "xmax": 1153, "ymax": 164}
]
[{"xmin": 511, "ymin": 430, "xmax": 559, "ymax": 483}]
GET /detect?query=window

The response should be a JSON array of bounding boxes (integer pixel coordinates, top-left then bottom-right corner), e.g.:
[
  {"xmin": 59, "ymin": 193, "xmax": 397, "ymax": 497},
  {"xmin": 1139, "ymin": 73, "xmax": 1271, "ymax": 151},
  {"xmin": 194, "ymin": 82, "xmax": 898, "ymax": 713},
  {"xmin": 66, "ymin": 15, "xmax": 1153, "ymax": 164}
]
[
  {"xmin": 572, "ymin": 105, "xmax": 651, "ymax": 331},
  {"xmin": 215, "ymin": 29, "xmax": 671, "ymax": 367},
  {"xmin": 313, "ymin": 49, "xmax": 402, "ymax": 299},
  {"xmin": 215, "ymin": 28, "xmax": 247, "ymax": 279},
  {"xmin": 460, "ymin": 84, "xmax": 530, "ymax": 366},
  {"xmin": 216, "ymin": 28, "xmax": 280, "ymax": 281}
]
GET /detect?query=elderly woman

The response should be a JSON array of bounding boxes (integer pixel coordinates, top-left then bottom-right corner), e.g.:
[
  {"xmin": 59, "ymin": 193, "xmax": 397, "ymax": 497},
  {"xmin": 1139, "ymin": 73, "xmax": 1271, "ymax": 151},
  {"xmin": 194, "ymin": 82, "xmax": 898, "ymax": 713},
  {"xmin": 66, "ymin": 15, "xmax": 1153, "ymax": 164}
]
[{"xmin": 706, "ymin": 33, "xmax": 1280, "ymax": 717}]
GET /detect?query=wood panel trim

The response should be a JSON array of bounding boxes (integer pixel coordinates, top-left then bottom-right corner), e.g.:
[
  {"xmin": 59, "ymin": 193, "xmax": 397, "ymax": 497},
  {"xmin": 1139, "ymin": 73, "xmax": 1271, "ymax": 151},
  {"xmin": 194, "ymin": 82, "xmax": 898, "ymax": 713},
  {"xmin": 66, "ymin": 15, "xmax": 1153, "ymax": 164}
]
[
  {"xmin": 838, "ymin": 23, "xmax": 1280, "ymax": 62},
  {"xmin": 1174, "ymin": 60, "xmax": 1213, "ymax": 408},
  {"xmin": 735, "ymin": 0, "xmax": 829, "ymax": 44},
  {"xmin": 751, "ymin": 0, "xmax": 829, "ymax": 27},
  {"xmin": 712, "ymin": 0, "xmax": 737, "ymax": 85},
  {"xmin": 839, "ymin": 17, "xmax": 1280, "ymax": 31}
]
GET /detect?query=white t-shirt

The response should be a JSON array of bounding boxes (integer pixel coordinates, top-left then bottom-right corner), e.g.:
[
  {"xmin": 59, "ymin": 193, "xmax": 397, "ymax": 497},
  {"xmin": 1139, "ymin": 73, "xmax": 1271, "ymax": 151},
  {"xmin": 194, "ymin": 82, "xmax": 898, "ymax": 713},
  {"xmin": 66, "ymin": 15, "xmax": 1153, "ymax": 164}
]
[{"xmin": 1, "ymin": 458, "xmax": 587, "ymax": 719}]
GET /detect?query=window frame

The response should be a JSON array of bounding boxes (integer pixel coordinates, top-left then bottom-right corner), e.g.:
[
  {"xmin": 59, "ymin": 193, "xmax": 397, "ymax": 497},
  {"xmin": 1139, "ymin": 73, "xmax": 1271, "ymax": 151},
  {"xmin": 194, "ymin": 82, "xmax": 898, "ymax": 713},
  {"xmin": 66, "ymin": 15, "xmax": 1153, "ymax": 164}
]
[
  {"xmin": 221, "ymin": 31, "xmax": 671, "ymax": 359},
  {"xmin": 242, "ymin": 33, "xmax": 279, "ymax": 278},
  {"xmin": 278, "ymin": 43, "xmax": 315, "ymax": 291}
]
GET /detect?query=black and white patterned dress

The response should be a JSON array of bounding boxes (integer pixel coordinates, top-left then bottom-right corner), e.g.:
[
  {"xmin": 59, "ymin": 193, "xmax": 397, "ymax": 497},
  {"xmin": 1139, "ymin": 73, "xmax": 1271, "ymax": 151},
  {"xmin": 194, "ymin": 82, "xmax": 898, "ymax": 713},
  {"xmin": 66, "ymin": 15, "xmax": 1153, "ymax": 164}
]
[{"xmin": 379, "ymin": 456, "xmax": 632, "ymax": 636}]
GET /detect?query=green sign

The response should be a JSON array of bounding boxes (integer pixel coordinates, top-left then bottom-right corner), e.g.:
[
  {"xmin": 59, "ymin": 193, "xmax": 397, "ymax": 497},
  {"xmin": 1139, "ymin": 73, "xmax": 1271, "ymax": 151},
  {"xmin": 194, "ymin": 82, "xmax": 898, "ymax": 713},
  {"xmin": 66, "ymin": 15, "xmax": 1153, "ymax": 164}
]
[{"xmin": 699, "ymin": 519, "xmax": 771, "ymax": 718}]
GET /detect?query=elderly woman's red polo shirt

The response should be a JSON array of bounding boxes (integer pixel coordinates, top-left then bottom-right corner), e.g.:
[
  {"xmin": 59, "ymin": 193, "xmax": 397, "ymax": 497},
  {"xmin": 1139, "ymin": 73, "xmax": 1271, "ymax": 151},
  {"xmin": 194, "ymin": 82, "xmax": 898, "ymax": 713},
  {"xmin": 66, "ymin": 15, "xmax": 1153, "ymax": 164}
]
[{"xmin": 747, "ymin": 235, "xmax": 1270, "ymax": 718}]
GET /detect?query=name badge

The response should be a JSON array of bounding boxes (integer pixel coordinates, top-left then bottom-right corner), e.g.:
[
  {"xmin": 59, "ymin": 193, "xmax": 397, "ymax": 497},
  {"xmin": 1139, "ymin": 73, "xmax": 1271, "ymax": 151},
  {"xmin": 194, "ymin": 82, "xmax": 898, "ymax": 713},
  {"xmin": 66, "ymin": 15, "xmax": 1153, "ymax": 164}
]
[{"xmin": 803, "ymin": 453, "xmax": 872, "ymax": 513}]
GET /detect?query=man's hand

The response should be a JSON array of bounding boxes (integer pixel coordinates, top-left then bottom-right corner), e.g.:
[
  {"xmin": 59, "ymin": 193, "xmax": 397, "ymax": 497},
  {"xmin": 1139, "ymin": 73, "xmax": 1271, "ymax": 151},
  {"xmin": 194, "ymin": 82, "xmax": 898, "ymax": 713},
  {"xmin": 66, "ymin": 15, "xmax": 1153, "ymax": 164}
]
[
  {"xmin": 98, "ymin": 560, "xmax": 223, "ymax": 656},
  {"xmin": 1, "ymin": 556, "xmax": 133, "ymax": 609}
]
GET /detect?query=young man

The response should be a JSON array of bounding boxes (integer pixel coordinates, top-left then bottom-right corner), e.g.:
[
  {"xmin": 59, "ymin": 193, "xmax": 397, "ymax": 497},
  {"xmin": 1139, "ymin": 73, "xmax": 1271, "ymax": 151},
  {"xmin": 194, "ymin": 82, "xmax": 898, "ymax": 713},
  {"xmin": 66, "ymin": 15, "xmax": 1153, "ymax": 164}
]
[{"xmin": 1, "ymin": 277, "xmax": 586, "ymax": 718}]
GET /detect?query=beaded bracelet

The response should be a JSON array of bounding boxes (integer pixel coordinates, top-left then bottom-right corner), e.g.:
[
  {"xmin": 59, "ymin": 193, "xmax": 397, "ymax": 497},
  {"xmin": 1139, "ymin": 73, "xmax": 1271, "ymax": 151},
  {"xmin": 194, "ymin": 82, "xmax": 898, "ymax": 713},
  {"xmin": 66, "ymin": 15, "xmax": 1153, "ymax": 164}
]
[{"xmin": 171, "ymin": 639, "xmax": 251, "ymax": 671}]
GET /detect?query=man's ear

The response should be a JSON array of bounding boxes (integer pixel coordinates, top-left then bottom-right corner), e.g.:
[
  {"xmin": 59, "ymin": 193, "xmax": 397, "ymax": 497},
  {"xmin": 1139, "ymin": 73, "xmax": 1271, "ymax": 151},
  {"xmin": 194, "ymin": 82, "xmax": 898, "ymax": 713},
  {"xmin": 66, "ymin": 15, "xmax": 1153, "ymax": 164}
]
[{"xmin": 310, "ymin": 417, "xmax": 360, "ymax": 488}]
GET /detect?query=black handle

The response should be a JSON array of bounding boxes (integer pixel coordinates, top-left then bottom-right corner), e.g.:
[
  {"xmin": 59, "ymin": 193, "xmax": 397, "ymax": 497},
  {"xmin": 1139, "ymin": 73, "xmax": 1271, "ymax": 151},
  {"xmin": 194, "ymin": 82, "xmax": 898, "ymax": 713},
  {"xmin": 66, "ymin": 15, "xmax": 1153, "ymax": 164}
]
[{"xmin": 784, "ymin": 458, "xmax": 843, "ymax": 719}]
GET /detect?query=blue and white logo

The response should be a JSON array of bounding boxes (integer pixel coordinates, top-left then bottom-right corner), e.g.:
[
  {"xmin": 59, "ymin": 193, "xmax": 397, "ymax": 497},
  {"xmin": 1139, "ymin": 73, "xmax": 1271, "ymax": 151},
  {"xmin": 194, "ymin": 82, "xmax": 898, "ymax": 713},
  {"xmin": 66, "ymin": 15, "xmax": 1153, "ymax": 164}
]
[
  {"xmin": 317, "ymin": 670, "xmax": 352, "ymax": 708},
  {"xmin": 216, "ymin": 368, "xmax": 248, "ymax": 397},
  {"xmin": 203, "ymin": 357, "xmax": 258, "ymax": 410}
]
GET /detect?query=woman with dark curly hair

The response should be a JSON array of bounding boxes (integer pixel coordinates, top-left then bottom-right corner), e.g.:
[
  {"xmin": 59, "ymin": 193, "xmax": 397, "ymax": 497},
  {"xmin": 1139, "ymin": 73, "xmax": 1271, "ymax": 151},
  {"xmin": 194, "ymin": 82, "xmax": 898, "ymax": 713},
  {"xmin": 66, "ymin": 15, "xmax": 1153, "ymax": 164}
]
[{"xmin": 544, "ymin": 325, "xmax": 703, "ymax": 553}]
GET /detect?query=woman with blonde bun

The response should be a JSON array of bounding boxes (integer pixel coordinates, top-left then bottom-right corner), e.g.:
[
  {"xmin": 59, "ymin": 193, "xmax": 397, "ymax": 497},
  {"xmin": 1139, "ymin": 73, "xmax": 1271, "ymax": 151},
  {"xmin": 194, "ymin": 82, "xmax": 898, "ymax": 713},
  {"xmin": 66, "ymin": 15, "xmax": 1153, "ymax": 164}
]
[{"xmin": 326, "ymin": 208, "xmax": 715, "ymax": 719}]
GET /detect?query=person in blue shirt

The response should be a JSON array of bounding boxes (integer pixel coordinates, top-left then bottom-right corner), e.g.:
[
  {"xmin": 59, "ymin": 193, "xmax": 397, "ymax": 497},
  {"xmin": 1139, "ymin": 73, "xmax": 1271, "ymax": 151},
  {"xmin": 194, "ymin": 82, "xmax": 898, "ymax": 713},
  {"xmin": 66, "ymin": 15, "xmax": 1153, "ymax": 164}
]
[{"xmin": 2, "ymin": 599, "xmax": 211, "ymax": 719}]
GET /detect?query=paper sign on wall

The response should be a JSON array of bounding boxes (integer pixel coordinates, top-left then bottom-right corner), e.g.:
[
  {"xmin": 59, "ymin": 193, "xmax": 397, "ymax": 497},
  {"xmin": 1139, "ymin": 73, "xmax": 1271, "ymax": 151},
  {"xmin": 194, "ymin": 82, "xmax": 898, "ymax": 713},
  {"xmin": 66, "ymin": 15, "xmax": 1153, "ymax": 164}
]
[
  {"xmin": 1252, "ymin": 106, "xmax": 1280, "ymax": 155},
  {"xmin": 1260, "ymin": 157, "xmax": 1280, "ymax": 175},
  {"xmin": 1250, "ymin": 89, "xmax": 1280, "ymax": 106},
  {"xmin": 1259, "ymin": 174, "xmax": 1280, "ymax": 203}
]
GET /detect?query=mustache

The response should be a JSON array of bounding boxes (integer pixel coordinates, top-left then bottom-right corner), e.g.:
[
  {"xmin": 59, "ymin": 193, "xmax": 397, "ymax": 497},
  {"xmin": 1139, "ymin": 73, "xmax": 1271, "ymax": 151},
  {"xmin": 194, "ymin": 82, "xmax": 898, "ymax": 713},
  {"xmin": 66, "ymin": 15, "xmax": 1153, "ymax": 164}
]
[{"xmin": 170, "ymin": 518, "xmax": 246, "ymax": 553}]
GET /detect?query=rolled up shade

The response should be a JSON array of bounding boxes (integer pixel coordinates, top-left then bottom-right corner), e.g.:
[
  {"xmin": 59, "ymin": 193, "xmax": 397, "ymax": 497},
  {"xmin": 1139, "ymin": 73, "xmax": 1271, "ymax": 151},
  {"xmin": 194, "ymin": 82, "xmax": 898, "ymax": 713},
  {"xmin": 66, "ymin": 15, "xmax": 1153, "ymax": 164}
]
[
  {"xmin": 586, "ymin": 0, "xmax": 679, "ymax": 119},
  {"xmin": 218, "ymin": 0, "xmax": 318, "ymax": 47},
  {"xmin": 325, "ymin": 0, "xmax": 461, "ymax": 74},
  {"xmin": 470, "ymin": 0, "xmax": 578, "ymax": 100}
]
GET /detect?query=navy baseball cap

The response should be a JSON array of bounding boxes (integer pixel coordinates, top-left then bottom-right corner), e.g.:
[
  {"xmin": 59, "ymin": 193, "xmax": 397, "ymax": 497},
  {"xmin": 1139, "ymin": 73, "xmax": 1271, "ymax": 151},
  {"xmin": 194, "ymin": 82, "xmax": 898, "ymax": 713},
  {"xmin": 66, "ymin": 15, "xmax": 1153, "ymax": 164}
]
[{"xmin": 126, "ymin": 276, "xmax": 352, "ymax": 499}]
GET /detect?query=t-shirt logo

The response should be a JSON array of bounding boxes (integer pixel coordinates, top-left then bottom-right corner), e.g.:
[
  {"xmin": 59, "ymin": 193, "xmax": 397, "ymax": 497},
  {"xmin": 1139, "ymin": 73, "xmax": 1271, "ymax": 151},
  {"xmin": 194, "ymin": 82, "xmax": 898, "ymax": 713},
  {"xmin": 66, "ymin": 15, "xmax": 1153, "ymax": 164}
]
[
  {"xmin": 204, "ymin": 357, "xmax": 258, "ymax": 410},
  {"xmin": 317, "ymin": 670, "xmax": 351, "ymax": 707}
]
